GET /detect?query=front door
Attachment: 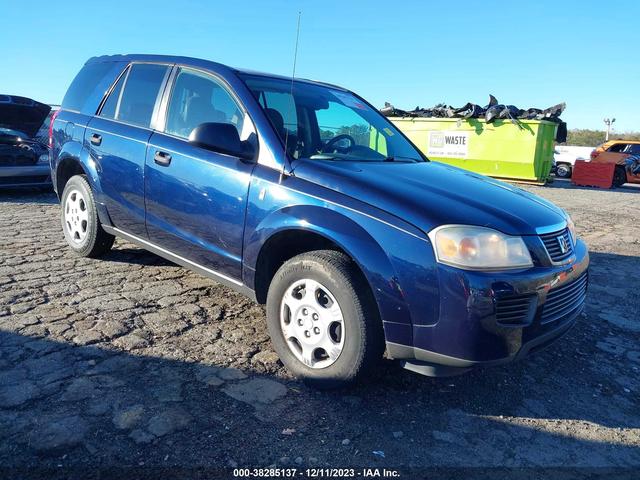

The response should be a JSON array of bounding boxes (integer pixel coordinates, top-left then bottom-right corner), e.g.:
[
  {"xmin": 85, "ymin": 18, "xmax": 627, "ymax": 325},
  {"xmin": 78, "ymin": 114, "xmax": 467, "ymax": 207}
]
[
  {"xmin": 144, "ymin": 67, "xmax": 256, "ymax": 279},
  {"xmin": 86, "ymin": 62, "xmax": 170, "ymax": 238}
]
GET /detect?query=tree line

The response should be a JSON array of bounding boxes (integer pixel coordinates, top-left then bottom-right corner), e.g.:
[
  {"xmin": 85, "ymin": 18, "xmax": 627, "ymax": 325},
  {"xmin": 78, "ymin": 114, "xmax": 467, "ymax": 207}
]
[{"xmin": 565, "ymin": 129, "xmax": 640, "ymax": 147}]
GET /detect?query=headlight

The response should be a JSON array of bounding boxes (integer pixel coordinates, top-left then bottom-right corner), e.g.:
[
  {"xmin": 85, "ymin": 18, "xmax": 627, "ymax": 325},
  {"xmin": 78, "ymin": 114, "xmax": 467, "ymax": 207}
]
[
  {"xmin": 566, "ymin": 215, "xmax": 577, "ymax": 245},
  {"xmin": 429, "ymin": 225, "xmax": 533, "ymax": 270},
  {"xmin": 38, "ymin": 153, "xmax": 49, "ymax": 164}
]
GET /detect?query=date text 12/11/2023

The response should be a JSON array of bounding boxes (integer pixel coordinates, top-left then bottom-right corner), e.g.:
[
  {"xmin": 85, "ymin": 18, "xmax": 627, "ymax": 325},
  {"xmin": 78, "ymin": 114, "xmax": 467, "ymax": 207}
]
[{"xmin": 232, "ymin": 467, "xmax": 401, "ymax": 477}]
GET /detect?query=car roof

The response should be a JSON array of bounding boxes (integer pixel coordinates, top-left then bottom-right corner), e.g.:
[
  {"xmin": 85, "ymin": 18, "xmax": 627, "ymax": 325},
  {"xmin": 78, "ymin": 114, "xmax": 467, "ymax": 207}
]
[
  {"xmin": 605, "ymin": 139, "xmax": 640, "ymax": 145},
  {"xmin": 86, "ymin": 54, "xmax": 348, "ymax": 92}
]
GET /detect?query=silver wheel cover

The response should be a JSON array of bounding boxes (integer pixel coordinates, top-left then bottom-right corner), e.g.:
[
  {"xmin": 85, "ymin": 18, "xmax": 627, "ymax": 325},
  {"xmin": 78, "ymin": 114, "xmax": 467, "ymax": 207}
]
[
  {"xmin": 280, "ymin": 278, "xmax": 345, "ymax": 369},
  {"xmin": 64, "ymin": 188, "xmax": 89, "ymax": 244}
]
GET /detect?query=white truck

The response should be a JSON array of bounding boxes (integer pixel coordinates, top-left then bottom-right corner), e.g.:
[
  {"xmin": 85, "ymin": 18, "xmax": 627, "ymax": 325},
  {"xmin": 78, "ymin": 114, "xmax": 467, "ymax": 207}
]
[{"xmin": 554, "ymin": 145, "xmax": 595, "ymax": 178}]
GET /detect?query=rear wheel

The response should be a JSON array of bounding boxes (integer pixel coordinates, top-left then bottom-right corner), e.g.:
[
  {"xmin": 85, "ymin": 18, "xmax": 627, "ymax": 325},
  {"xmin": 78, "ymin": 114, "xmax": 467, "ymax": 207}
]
[
  {"xmin": 612, "ymin": 165, "xmax": 627, "ymax": 188},
  {"xmin": 266, "ymin": 250, "xmax": 384, "ymax": 389},
  {"xmin": 555, "ymin": 163, "xmax": 572, "ymax": 178},
  {"xmin": 61, "ymin": 175, "xmax": 114, "ymax": 257}
]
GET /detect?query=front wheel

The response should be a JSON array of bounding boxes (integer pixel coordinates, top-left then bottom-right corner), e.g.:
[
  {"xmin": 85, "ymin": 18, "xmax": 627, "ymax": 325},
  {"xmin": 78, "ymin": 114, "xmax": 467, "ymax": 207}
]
[
  {"xmin": 61, "ymin": 174, "xmax": 115, "ymax": 257},
  {"xmin": 266, "ymin": 250, "xmax": 384, "ymax": 389},
  {"xmin": 555, "ymin": 163, "xmax": 572, "ymax": 178},
  {"xmin": 612, "ymin": 166, "xmax": 627, "ymax": 188}
]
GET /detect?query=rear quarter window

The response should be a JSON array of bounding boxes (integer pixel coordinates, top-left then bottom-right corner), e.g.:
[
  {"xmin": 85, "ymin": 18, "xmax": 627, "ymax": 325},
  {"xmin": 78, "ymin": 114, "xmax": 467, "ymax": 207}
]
[
  {"xmin": 62, "ymin": 62, "xmax": 115, "ymax": 112},
  {"xmin": 62, "ymin": 62, "xmax": 126, "ymax": 115},
  {"xmin": 99, "ymin": 69, "xmax": 128, "ymax": 120}
]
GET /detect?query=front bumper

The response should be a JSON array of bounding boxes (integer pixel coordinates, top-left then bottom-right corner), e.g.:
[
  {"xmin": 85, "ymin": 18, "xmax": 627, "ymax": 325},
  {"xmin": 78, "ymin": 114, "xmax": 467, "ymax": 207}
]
[
  {"xmin": 388, "ymin": 238, "xmax": 589, "ymax": 376},
  {"xmin": 0, "ymin": 164, "xmax": 52, "ymax": 188}
]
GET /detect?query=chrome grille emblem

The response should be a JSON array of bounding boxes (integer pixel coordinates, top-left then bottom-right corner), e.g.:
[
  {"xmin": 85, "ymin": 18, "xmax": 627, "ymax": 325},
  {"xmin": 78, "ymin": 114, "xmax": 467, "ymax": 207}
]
[{"xmin": 557, "ymin": 235, "xmax": 569, "ymax": 254}]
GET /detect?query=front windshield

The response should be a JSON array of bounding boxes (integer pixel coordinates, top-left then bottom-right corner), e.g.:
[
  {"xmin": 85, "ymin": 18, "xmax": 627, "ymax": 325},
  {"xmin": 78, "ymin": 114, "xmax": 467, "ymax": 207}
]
[{"xmin": 240, "ymin": 74, "xmax": 425, "ymax": 163}]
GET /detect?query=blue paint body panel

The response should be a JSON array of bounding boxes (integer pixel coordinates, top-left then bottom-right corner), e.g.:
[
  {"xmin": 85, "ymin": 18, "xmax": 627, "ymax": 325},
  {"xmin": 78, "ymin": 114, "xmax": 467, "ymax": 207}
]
[
  {"xmin": 85, "ymin": 117, "xmax": 152, "ymax": 238},
  {"xmin": 145, "ymin": 132, "xmax": 255, "ymax": 278},
  {"xmin": 50, "ymin": 54, "xmax": 590, "ymax": 370}
]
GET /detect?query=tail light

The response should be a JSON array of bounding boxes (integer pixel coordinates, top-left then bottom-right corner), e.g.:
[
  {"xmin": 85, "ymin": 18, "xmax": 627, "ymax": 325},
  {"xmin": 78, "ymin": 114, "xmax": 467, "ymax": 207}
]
[
  {"xmin": 48, "ymin": 109, "xmax": 60, "ymax": 148},
  {"xmin": 590, "ymin": 150, "xmax": 599, "ymax": 160}
]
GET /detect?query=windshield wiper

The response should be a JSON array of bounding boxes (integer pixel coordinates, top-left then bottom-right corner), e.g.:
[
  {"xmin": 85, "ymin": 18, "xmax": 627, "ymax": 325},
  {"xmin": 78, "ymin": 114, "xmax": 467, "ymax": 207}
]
[
  {"xmin": 309, "ymin": 154, "xmax": 342, "ymax": 160},
  {"xmin": 308, "ymin": 153, "xmax": 422, "ymax": 163},
  {"xmin": 383, "ymin": 156, "xmax": 422, "ymax": 163}
]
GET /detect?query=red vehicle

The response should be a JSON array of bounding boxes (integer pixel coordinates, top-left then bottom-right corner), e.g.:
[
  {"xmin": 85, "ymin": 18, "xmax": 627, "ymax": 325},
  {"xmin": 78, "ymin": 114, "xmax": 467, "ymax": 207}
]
[{"xmin": 590, "ymin": 140, "xmax": 640, "ymax": 186}]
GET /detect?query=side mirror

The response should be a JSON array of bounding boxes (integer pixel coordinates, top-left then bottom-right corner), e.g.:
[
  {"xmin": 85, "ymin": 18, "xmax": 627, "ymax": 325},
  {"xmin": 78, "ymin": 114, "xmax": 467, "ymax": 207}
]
[{"xmin": 189, "ymin": 122, "xmax": 255, "ymax": 161}]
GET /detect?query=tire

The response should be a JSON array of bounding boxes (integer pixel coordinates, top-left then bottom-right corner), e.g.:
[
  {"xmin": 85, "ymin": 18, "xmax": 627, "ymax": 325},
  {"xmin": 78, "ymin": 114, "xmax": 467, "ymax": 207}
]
[
  {"xmin": 555, "ymin": 163, "xmax": 572, "ymax": 178},
  {"xmin": 266, "ymin": 250, "xmax": 384, "ymax": 389},
  {"xmin": 612, "ymin": 166, "xmax": 627, "ymax": 188},
  {"xmin": 60, "ymin": 174, "xmax": 115, "ymax": 257}
]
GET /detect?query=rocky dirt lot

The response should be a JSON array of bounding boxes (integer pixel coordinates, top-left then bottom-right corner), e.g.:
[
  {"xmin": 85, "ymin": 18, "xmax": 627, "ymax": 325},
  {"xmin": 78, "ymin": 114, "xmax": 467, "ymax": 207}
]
[{"xmin": 0, "ymin": 180, "xmax": 638, "ymax": 479}]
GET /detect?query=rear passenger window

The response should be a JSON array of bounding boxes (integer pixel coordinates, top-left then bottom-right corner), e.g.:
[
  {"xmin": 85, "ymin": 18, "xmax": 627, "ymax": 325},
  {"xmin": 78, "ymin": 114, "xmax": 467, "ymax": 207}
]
[
  {"xmin": 115, "ymin": 64, "xmax": 168, "ymax": 128},
  {"xmin": 165, "ymin": 68, "xmax": 245, "ymax": 139}
]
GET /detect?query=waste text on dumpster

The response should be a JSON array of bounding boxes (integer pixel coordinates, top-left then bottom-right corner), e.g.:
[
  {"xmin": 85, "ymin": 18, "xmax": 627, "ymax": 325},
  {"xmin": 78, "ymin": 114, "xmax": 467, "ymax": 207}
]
[{"xmin": 428, "ymin": 130, "xmax": 469, "ymax": 158}]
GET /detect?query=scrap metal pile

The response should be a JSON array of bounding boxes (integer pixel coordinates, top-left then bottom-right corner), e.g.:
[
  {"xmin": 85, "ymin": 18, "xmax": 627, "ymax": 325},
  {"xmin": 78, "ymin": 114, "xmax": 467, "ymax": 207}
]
[
  {"xmin": 625, "ymin": 155, "xmax": 640, "ymax": 175},
  {"xmin": 380, "ymin": 95, "xmax": 565, "ymax": 125}
]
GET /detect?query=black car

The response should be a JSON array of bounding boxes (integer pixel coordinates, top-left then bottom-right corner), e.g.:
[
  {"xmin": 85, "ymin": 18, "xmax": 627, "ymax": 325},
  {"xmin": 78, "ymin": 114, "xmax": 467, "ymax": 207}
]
[{"xmin": 0, "ymin": 95, "xmax": 53, "ymax": 188}]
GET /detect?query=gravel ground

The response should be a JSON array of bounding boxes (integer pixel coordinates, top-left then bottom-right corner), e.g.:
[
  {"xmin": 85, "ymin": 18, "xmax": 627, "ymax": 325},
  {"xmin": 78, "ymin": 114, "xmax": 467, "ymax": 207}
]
[{"xmin": 0, "ymin": 179, "xmax": 638, "ymax": 479}]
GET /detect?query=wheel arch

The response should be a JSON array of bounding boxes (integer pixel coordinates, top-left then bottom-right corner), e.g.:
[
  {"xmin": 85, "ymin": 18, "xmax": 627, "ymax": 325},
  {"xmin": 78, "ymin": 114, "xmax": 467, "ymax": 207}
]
[
  {"xmin": 253, "ymin": 228, "xmax": 352, "ymax": 304},
  {"xmin": 245, "ymin": 205, "xmax": 412, "ymax": 327},
  {"xmin": 55, "ymin": 156, "xmax": 87, "ymax": 197}
]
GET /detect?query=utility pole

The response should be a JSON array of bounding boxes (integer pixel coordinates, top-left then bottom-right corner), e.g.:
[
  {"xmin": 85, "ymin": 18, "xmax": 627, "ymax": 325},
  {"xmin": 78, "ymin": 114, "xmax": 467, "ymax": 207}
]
[{"xmin": 604, "ymin": 118, "xmax": 616, "ymax": 141}]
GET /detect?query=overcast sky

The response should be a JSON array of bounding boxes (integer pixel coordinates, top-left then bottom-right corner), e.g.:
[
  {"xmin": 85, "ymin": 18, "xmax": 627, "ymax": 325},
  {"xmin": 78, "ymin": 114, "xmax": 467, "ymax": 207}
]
[{"xmin": 2, "ymin": 0, "xmax": 638, "ymax": 132}]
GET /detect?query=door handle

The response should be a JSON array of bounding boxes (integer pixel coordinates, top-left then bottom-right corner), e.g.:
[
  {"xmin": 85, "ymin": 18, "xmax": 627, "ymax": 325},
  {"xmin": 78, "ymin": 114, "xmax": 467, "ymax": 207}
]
[
  {"xmin": 154, "ymin": 150, "xmax": 172, "ymax": 166},
  {"xmin": 90, "ymin": 133, "xmax": 102, "ymax": 146}
]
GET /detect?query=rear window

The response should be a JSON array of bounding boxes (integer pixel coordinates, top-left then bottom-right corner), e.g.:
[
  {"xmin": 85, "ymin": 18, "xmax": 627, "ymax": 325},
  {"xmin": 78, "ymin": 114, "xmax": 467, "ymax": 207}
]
[{"xmin": 62, "ymin": 62, "xmax": 114, "ymax": 112}]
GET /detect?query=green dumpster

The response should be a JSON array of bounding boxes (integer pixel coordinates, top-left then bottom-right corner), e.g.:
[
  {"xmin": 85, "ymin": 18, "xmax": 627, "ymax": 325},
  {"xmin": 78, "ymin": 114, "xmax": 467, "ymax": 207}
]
[{"xmin": 386, "ymin": 117, "xmax": 558, "ymax": 183}]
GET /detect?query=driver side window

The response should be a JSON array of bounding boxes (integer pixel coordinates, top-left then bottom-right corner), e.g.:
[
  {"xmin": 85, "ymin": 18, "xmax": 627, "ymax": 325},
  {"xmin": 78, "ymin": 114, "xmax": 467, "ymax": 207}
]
[{"xmin": 165, "ymin": 68, "xmax": 245, "ymax": 140}]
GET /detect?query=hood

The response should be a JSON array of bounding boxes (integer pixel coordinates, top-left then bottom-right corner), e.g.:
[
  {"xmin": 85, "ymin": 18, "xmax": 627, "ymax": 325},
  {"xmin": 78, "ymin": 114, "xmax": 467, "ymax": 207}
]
[
  {"xmin": 293, "ymin": 160, "xmax": 566, "ymax": 236},
  {"xmin": 0, "ymin": 95, "xmax": 51, "ymax": 138}
]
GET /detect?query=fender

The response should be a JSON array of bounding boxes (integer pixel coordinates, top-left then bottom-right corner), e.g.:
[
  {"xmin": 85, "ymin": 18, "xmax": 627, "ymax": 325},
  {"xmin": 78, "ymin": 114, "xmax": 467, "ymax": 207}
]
[
  {"xmin": 243, "ymin": 164, "xmax": 443, "ymax": 343},
  {"xmin": 242, "ymin": 167, "xmax": 440, "ymax": 349}
]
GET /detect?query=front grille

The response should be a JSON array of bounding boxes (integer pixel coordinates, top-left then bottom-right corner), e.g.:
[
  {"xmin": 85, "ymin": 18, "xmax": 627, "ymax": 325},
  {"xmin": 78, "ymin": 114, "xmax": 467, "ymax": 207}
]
[
  {"xmin": 495, "ymin": 294, "xmax": 536, "ymax": 326},
  {"xmin": 540, "ymin": 228, "xmax": 574, "ymax": 262},
  {"xmin": 541, "ymin": 272, "xmax": 588, "ymax": 324}
]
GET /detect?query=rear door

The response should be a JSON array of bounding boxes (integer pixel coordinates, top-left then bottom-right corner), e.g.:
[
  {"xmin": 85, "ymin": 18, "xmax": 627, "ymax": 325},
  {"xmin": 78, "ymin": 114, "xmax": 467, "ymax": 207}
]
[
  {"xmin": 86, "ymin": 63, "xmax": 170, "ymax": 238},
  {"xmin": 144, "ymin": 67, "xmax": 256, "ymax": 279}
]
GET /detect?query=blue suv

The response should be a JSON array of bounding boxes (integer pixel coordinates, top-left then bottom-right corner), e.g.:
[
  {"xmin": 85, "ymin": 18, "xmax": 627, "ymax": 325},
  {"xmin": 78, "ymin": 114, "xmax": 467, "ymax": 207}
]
[{"xmin": 50, "ymin": 55, "xmax": 589, "ymax": 388}]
